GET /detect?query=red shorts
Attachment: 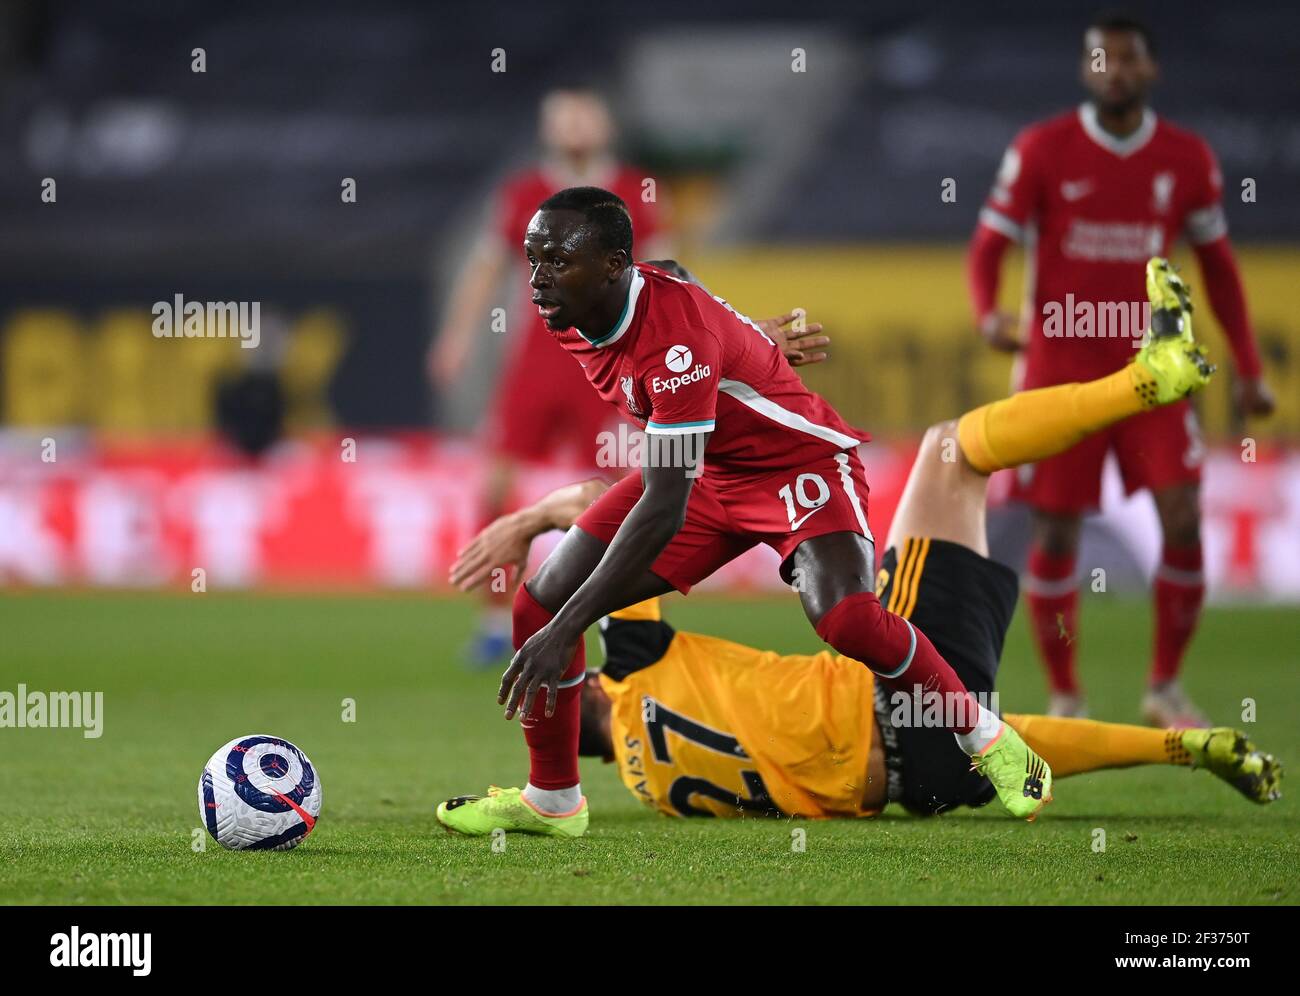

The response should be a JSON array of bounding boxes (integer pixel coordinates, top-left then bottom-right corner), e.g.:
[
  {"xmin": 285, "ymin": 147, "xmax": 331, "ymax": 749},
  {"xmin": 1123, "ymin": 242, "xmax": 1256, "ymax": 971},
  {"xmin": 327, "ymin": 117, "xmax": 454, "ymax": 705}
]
[
  {"xmin": 1013, "ymin": 398, "xmax": 1204, "ymax": 514},
  {"xmin": 486, "ymin": 336, "xmax": 616, "ymax": 467},
  {"xmin": 575, "ymin": 449, "xmax": 873, "ymax": 593}
]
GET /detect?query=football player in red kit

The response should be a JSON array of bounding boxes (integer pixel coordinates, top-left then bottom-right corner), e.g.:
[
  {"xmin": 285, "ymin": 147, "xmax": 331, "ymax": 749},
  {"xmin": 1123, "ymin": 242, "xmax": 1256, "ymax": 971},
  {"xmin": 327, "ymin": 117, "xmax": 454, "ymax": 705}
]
[
  {"xmin": 437, "ymin": 187, "xmax": 1058, "ymax": 838},
  {"xmin": 428, "ymin": 88, "xmax": 668, "ymax": 666},
  {"xmin": 967, "ymin": 12, "xmax": 1274, "ymax": 725}
]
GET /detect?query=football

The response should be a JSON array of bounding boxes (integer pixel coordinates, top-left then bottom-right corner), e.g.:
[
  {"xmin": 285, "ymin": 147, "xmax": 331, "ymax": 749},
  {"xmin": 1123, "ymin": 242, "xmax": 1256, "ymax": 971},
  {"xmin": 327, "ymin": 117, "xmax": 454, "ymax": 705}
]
[{"xmin": 197, "ymin": 735, "xmax": 322, "ymax": 851}]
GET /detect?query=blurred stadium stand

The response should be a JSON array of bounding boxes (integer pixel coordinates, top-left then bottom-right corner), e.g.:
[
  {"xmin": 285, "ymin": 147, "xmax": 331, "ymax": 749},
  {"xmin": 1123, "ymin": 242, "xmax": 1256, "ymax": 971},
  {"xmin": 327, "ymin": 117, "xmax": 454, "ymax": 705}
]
[
  {"xmin": 4, "ymin": 0, "xmax": 1298, "ymax": 275},
  {"xmin": 760, "ymin": 3, "xmax": 1300, "ymax": 240}
]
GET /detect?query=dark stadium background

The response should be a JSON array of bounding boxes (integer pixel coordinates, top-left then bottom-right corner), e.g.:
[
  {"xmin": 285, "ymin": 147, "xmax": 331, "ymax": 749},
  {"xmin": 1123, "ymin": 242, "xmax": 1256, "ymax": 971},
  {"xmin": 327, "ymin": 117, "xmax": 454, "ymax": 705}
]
[{"xmin": 0, "ymin": 0, "xmax": 1295, "ymax": 592}]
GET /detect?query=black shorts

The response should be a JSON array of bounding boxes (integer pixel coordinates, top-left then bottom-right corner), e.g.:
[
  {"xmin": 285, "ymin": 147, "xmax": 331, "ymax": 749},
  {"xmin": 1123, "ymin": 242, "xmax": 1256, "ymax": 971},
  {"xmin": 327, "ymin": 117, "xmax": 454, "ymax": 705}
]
[{"xmin": 872, "ymin": 537, "xmax": 1019, "ymax": 816}]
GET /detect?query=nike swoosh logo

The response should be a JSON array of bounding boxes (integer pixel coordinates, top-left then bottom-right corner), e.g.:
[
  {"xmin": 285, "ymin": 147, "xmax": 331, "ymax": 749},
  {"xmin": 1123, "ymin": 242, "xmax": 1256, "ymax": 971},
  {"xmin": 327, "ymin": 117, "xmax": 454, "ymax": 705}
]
[
  {"xmin": 1061, "ymin": 180, "xmax": 1093, "ymax": 201},
  {"xmin": 273, "ymin": 791, "xmax": 317, "ymax": 830},
  {"xmin": 790, "ymin": 506, "xmax": 826, "ymax": 530}
]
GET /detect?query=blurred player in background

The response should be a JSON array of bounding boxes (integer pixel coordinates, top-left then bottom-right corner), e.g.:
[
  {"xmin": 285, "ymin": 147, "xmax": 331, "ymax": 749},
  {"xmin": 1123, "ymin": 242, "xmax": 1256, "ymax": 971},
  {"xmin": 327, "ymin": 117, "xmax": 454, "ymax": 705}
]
[
  {"xmin": 967, "ymin": 11, "xmax": 1275, "ymax": 725},
  {"xmin": 444, "ymin": 259, "xmax": 1279, "ymax": 821},
  {"xmin": 428, "ymin": 87, "xmax": 669, "ymax": 666}
]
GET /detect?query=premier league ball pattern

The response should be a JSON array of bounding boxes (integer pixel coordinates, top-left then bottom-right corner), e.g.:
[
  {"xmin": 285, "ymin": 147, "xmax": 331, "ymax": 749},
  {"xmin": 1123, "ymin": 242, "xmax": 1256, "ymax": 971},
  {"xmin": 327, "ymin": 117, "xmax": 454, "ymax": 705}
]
[{"xmin": 198, "ymin": 735, "xmax": 322, "ymax": 850}]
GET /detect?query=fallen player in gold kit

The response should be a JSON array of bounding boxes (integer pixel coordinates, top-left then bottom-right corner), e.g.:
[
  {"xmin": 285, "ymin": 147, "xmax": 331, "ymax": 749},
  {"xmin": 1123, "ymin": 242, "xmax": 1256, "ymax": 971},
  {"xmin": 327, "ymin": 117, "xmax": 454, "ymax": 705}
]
[{"xmin": 446, "ymin": 260, "xmax": 1281, "ymax": 821}]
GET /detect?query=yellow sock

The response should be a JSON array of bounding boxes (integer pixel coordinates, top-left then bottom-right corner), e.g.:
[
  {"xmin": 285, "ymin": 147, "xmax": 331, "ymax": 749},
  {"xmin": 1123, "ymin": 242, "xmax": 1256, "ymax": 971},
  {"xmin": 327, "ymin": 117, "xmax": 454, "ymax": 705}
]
[
  {"xmin": 1004, "ymin": 713, "xmax": 1190, "ymax": 777},
  {"xmin": 957, "ymin": 364, "xmax": 1158, "ymax": 474},
  {"xmin": 608, "ymin": 597, "xmax": 663, "ymax": 622}
]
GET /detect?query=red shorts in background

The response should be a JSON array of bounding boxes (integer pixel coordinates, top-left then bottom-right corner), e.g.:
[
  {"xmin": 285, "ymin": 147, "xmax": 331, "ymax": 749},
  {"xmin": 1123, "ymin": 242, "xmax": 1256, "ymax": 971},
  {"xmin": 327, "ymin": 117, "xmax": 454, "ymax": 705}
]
[
  {"xmin": 576, "ymin": 448, "xmax": 874, "ymax": 592},
  {"xmin": 485, "ymin": 321, "xmax": 617, "ymax": 468},
  {"xmin": 1013, "ymin": 398, "xmax": 1204, "ymax": 514}
]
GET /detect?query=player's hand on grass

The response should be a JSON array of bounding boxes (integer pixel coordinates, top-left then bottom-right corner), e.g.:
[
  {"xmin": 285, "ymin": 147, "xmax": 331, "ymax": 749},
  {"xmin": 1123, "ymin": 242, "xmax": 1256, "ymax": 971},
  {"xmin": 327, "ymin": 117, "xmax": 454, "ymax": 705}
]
[
  {"xmin": 1233, "ymin": 376, "xmax": 1276, "ymax": 418},
  {"xmin": 978, "ymin": 311, "xmax": 1023, "ymax": 352},
  {"xmin": 499, "ymin": 622, "xmax": 579, "ymax": 720},
  {"xmin": 449, "ymin": 512, "xmax": 531, "ymax": 592},
  {"xmin": 757, "ymin": 311, "xmax": 830, "ymax": 366}
]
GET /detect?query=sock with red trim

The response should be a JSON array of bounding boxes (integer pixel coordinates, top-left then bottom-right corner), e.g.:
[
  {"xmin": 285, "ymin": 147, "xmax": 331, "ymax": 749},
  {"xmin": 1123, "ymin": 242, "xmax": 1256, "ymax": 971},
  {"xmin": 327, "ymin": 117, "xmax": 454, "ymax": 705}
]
[
  {"xmin": 1152, "ymin": 543, "xmax": 1205, "ymax": 686},
  {"xmin": 1025, "ymin": 545, "xmax": 1080, "ymax": 695},
  {"xmin": 512, "ymin": 584, "xmax": 584, "ymax": 794},
  {"xmin": 814, "ymin": 591, "xmax": 983, "ymax": 735}
]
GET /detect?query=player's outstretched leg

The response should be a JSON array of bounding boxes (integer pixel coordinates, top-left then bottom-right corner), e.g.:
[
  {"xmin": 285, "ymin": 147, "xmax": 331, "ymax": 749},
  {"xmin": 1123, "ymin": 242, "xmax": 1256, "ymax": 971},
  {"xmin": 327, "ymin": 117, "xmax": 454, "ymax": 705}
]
[
  {"xmin": 816, "ymin": 596, "xmax": 1053, "ymax": 821},
  {"xmin": 1183, "ymin": 728, "xmax": 1283, "ymax": 804},
  {"xmin": 796, "ymin": 534, "xmax": 1052, "ymax": 820},
  {"xmin": 436, "ymin": 581, "xmax": 592, "ymax": 838},
  {"xmin": 437, "ymin": 529, "xmax": 604, "ymax": 838},
  {"xmin": 1005, "ymin": 714, "xmax": 1282, "ymax": 804},
  {"xmin": 1134, "ymin": 256, "xmax": 1215, "ymax": 400},
  {"xmin": 956, "ymin": 258, "xmax": 1213, "ymax": 479},
  {"xmin": 437, "ymin": 519, "xmax": 673, "ymax": 838}
]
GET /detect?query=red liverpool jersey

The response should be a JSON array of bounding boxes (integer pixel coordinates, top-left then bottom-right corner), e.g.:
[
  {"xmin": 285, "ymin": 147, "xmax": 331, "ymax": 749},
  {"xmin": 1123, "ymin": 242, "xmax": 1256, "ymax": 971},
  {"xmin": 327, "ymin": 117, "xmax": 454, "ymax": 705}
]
[
  {"xmin": 494, "ymin": 164, "xmax": 661, "ymax": 381},
  {"xmin": 978, "ymin": 104, "xmax": 1228, "ymax": 380},
  {"xmin": 549, "ymin": 263, "xmax": 866, "ymax": 478}
]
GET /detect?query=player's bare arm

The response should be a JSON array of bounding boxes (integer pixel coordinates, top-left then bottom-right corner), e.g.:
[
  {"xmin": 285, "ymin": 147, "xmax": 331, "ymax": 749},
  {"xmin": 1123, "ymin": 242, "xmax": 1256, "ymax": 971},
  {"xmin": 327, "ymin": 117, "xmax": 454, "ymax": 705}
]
[
  {"xmin": 886, "ymin": 418, "xmax": 991, "ymax": 557},
  {"xmin": 428, "ymin": 235, "xmax": 508, "ymax": 385},
  {"xmin": 499, "ymin": 453, "xmax": 705, "ymax": 720},
  {"xmin": 977, "ymin": 311, "xmax": 1022, "ymax": 352},
  {"xmin": 449, "ymin": 478, "xmax": 611, "ymax": 592},
  {"xmin": 1233, "ymin": 376, "xmax": 1276, "ymax": 417},
  {"xmin": 966, "ymin": 223, "xmax": 1021, "ymax": 352},
  {"xmin": 1191, "ymin": 240, "xmax": 1275, "ymax": 416}
]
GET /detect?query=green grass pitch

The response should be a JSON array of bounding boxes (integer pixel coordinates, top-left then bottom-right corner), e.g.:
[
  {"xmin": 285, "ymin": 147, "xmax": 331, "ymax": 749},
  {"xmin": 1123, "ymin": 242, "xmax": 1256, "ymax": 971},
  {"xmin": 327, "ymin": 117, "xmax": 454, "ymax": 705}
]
[{"xmin": 0, "ymin": 590, "xmax": 1295, "ymax": 905}]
